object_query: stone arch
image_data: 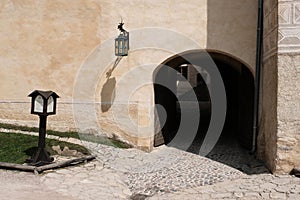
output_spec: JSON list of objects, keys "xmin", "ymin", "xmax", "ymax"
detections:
[{"xmin": 153, "ymin": 49, "xmax": 254, "ymax": 152}]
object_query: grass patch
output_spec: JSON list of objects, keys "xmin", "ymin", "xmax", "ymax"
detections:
[
  {"xmin": 47, "ymin": 130, "xmax": 80, "ymax": 139},
  {"xmin": 0, "ymin": 123, "xmax": 80, "ymax": 139},
  {"xmin": 0, "ymin": 123, "xmax": 132, "ymax": 149},
  {"xmin": 0, "ymin": 132, "xmax": 90, "ymax": 164}
]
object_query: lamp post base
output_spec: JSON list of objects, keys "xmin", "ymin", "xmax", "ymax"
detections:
[{"xmin": 27, "ymin": 147, "xmax": 54, "ymax": 166}]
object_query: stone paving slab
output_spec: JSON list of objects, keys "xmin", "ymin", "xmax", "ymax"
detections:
[
  {"xmin": 40, "ymin": 160, "xmax": 131, "ymax": 200},
  {"xmin": 0, "ymin": 170, "xmax": 76, "ymax": 200}
]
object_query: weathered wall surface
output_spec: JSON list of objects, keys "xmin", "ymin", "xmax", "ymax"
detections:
[
  {"xmin": 258, "ymin": 0, "xmax": 300, "ymax": 174},
  {"xmin": 275, "ymin": 0, "xmax": 300, "ymax": 173},
  {"xmin": 277, "ymin": 55, "xmax": 300, "ymax": 173},
  {"xmin": 257, "ymin": 0, "xmax": 278, "ymax": 173}
]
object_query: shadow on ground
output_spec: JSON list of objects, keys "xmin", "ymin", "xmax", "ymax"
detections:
[{"xmin": 187, "ymin": 134, "xmax": 269, "ymax": 175}]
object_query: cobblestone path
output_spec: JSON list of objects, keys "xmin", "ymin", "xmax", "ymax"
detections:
[
  {"xmin": 1, "ymin": 143, "xmax": 300, "ymax": 199},
  {"xmin": 86, "ymin": 144, "xmax": 245, "ymax": 196},
  {"xmin": 149, "ymin": 174, "xmax": 300, "ymax": 200}
]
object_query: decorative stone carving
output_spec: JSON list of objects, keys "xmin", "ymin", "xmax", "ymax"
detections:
[{"xmin": 279, "ymin": 0, "xmax": 300, "ymax": 52}]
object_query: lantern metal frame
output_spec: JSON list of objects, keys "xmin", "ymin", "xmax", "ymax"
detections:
[
  {"xmin": 29, "ymin": 90, "xmax": 59, "ymax": 116},
  {"xmin": 115, "ymin": 22, "xmax": 129, "ymax": 56}
]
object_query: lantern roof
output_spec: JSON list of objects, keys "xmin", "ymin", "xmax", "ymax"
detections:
[{"xmin": 28, "ymin": 90, "xmax": 59, "ymax": 99}]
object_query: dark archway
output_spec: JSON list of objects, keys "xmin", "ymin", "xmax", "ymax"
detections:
[
  {"xmin": 153, "ymin": 50, "xmax": 266, "ymax": 174},
  {"xmin": 207, "ymin": 52, "xmax": 255, "ymax": 150}
]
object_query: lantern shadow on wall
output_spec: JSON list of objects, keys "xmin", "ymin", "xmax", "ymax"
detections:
[
  {"xmin": 100, "ymin": 21, "xmax": 129, "ymax": 112},
  {"xmin": 101, "ymin": 77, "xmax": 116, "ymax": 112},
  {"xmin": 105, "ymin": 21, "xmax": 129, "ymax": 77}
]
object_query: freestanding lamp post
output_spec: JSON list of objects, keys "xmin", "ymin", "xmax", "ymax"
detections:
[{"xmin": 28, "ymin": 90, "xmax": 59, "ymax": 166}]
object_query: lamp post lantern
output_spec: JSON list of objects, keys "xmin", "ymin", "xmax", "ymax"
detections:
[
  {"xmin": 28, "ymin": 90, "xmax": 59, "ymax": 166},
  {"xmin": 115, "ymin": 21, "xmax": 129, "ymax": 56}
]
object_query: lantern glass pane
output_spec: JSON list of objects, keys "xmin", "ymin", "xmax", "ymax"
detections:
[
  {"xmin": 34, "ymin": 95, "xmax": 44, "ymax": 113},
  {"xmin": 119, "ymin": 41, "xmax": 122, "ymax": 54},
  {"xmin": 47, "ymin": 96, "xmax": 54, "ymax": 113},
  {"xmin": 115, "ymin": 40, "xmax": 118, "ymax": 55},
  {"xmin": 115, "ymin": 33, "xmax": 129, "ymax": 56},
  {"xmin": 124, "ymin": 41, "xmax": 128, "ymax": 53}
]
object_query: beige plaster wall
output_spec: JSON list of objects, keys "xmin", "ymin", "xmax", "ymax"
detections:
[
  {"xmin": 206, "ymin": 0, "xmax": 258, "ymax": 71},
  {"xmin": 94, "ymin": 0, "xmax": 258, "ymax": 149},
  {"xmin": 98, "ymin": 0, "xmax": 207, "ymax": 47},
  {"xmin": 0, "ymin": 0, "xmax": 102, "ymax": 131},
  {"xmin": 0, "ymin": 0, "xmax": 258, "ymax": 150},
  {"xmin": 0, "ymin": 0, "xmax": 102, "ymax": 100},
  {"xmin": 0, "ymin": 0, "xmax": 208, "ymax": 150}
]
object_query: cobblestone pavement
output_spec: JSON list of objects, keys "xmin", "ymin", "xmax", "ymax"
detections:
[
  {"xmin": 205, "ymin": 139, "xmax": 268, "ymax": 175},
  {"xmin": 1, "ymin": 143, "xmax": 300, "ymax": 199},
  {"xmin": 149, "ymin": 174, "xmax": 300, "ymax": 200},
  {"xmin": 86, "ymin": 143, "xmax": 245, "ymax": 196}
]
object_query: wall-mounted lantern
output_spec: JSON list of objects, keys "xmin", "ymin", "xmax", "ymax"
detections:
[
  {"xmin": 27, "ymin": 90, "xmax": 59, "ymax": 166},
  {"xmin": 115, "ymin": 21, "xmax": 129, "ymax": 56}
]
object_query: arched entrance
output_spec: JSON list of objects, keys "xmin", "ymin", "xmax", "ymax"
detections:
[{"xmin": 153, "ymin": 50, "xmax": 263, "ymax": 173}]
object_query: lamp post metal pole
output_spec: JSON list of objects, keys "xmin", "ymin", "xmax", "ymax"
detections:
[
  {"xmin": 38, "ymin": 115, "xmax": 47, "ymax": 149},
  {"xmin": 31, "ymin": 115, "xmax": 53, "ymax": 165}
]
